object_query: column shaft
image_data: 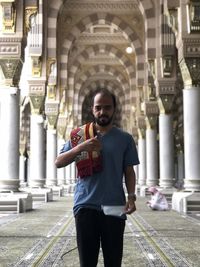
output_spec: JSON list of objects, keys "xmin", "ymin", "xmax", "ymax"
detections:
[
  {"xmin": 46, "ymin": 129, "xmax": 57, "ymax": 186},
  {"xmin": 138, "ymin": 137, "xmax": 146, "ymax": 186},
  {"xmin": 29, "ymin": 114, "xmax": 45, "ymax": 187},
  {"xmin": 183, "ymin": 87, "xmax": 200, "ymax": 190},
  {"xmin": 146, "ymin": 128, "xmax": 158, "ymax": 186},
  {"xmin": 159, "ymin": 114, "xmax": 174, "ymax": 187},
  {"xmin": 0, "ymin": 87, "xmax": 20, "ymax": 191}
]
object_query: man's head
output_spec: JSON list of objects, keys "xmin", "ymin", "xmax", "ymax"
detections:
[{"xmin": 91, "ymin": 89, "xmax": 116, "ymax": 127}]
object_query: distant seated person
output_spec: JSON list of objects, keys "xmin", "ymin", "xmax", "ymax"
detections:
[{"xmin": 146, "ymin": 186, "xmax": 169, "ymax": 211}]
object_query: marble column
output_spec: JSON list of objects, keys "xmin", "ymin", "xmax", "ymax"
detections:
[
  {"xmin": 146, "ymin": 128, "xmax": 158, "ymax": 186},
  {"xmin": 0, "ymin": 87, "xmax": 20, "ymax": 191},
  {"xmin": 138, "ymin": 137, "xmax": 146, "ymax": 186},
  {"xmin": 183, "ymin": 87, "xmax": 200, "ymax": 190},
  {"xmin": 29, "ymin": 114, "xmax": 45, "ymax": 187},
  {"xmin": 46, "ymin": 129, "xmax": 57, "ymax": 186},
  {"xmin": 19, "ymin": 155, "xmax": 26, "ymax": 186},
  {"xmin": 176, "ymin": 152, "xmax": 184, "ymax": 189},
  {"xmin": 57, "ymin": 138, "xmax": 66, "ymax": 185},
  {"xmin": 65, "ymin": 165, "xmax": 71, "ymax": 185},
  {"xmin": 159, "ymin": 113, "xmax": 174, "ymax": 187}
]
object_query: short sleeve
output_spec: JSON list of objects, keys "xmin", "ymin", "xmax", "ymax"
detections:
[
  {"xmin": 123, "ymin": 135, "xmax": 140, "ymax": 168},
  {"xmin": 59, "ymin": 140, "xmax": 72, "ymax": 154}
]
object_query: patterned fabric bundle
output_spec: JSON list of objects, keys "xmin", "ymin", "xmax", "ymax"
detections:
[{"xmin": 70, "ymin": 122, "xmax": 103, "ymax": 178}]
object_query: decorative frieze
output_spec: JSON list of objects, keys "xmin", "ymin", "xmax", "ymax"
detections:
[
  {"xmin": 158, "ymin": 79, "xmax": 176, "ymax": 95},
  {"xmin": 63, "ymin": 1, "xmax": 139, "ymax": 13},
  {"xmin": 144, "ymin": 101, "xmax": 159, "ymax": 116}
]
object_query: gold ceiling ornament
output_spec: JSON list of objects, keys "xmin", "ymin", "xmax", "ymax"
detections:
[
  {"xmin": 47, "ymin": 58, "xmax": 57, "ymax": 85},
  {"xmin": 24, "ymin": 6, "xmax": 38, "ymax": 35},
  {"xmin": 31, "ymin": 56, "xmax": 41, "ymax": 77},
  {"xmin": 47, "ymin": 85, "xmax": 56, "ymax": 100},
  {"xmin": 0, "ymin": 0, "xmax": 16, "ymax": 33},
  {"xmin": 187, "ymin": 0, "xmax": 200, "ymax": 33}
]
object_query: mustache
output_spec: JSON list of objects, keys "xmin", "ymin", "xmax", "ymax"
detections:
[{"xmin": 99, "ymin": 115, "xmax": 109, "ymax": 119}]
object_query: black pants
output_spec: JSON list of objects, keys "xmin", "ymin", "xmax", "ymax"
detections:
[{"xmin": 75, "ymin": 208, "xmax": 125, "ymax": 267}]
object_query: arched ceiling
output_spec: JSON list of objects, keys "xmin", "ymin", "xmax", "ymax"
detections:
[{"xmin": 54, "ymin": 0, "xmax": 148, "ymax": 129}]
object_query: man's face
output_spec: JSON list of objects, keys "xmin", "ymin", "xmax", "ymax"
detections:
[{"xmin": 92, "ymin": 93, "xmax": 115, "ymax": 127}]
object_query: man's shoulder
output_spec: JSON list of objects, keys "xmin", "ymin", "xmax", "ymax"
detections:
[{"xmin": 113, "ymin": 127, "xmax": 132, "ymax": 138}]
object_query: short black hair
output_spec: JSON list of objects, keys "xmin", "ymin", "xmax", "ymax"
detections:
[{"xmin": 91, "ymin": 88, "xmax": 116, "ymax": 109}]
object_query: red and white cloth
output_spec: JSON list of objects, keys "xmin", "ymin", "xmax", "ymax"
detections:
[{"xmin": 70, "ymin": 122, "xmax": 103, "ymax": 178}]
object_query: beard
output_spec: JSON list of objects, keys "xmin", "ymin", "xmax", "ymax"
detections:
[{"xmin": 94, "ymin": 114, "xmax": 114, "ymax": 127}]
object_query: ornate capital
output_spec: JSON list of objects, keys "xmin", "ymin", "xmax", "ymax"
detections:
[
  {"xmin": 45, "ymin": 102, "xmax": 59, "ymax": 129},
  {"xmin": 28, "ymin": 81, "xmax": 45, "ymax": 114},
  {"xmin": 137, "ymin": 116, "xmax": 146, "ymax": 138},
  {"xmin": 144, "ymin": 101, "xmax": 159, "ymax": 129},
  {"xmin": 0, "ymin": 37, "xmax": 24, "ymax": 86},
  {"xmin": 158, "ymin": 95, "xmax": 175, "ymax": 114},
  {"xmin": 179, "ymin": 57, "xmax": 200, "ymax": 87},
  {"xmin": 57, "ymin": 115, "xmax": 67, "ymax": 138},
  {"xmin": 0, "ymin": 58, "xmax": 22, "ymax": 86}
]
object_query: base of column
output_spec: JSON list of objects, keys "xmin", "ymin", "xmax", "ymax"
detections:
[
  {"xmin": 0, "ymin": 179, "xmax": 20, "ymax": 192},
  {"xmin": 184, "ymin": 179, "xmax": 200, "ymax": 191},
  {"xmin": 28, "ymin": 179, "xmax": 45, "ymax": 188},
  {"xmin": 57, "ymin": 179, "xmax": 65, "ymax": 186},
  {"xmin": 146, "ymin": 180, "xmax": 158, "ymax": 187},
  {"xmin": 0, "ymin": 191, "xmax": 32, "ymax": 213},
  {"xmin": 46, "ymin": 179, "xmax": 57, "ymax": 186},
  {"xmin": 159, "ymin": 179, "xmax": 174, "ymax": 188},
  {"xmin": 172, "ymin": 191, "xmax": 200, "ymax": 213}
]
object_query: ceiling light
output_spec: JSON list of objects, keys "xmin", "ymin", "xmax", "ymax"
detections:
[{"xmin": 126, "ymin": 47, "xmax": 133, "ymax": 54}]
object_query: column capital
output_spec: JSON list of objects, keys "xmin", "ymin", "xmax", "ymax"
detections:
[
  {"xmin": 0, "ymin": 37, "xmax": 24, "ymax": 86},
  {"xmin": 137, "ymin": 116, "xmax": 146, "ymax": 138},
  {"xmin": 144, "ymin": 101, "xmax": 159, "ymax": 129},
  {"xmin": 57, "ymin": 115, "xmax": 67, "ymax": 138},
  {"xmin": 45, "ymin": 101, "xmax": 59, "ymax": 129},
  {"xmin": 28, "ymin": 79, "xmax": 46, "ymax": 114}
]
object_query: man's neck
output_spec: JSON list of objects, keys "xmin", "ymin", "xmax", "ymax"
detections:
[{"xmin": 95, "ymin": 123, "xmax": 113, "ymax": 135}]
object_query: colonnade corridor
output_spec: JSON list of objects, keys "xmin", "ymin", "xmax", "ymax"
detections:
[{"xmin": 0, "ymin": 195, "xmax": 199, "ymax": 267}]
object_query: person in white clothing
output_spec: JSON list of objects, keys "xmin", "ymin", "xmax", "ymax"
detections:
[{"xmin": 146, "ymin": 187, "xmax": 169, "ymax": 211}]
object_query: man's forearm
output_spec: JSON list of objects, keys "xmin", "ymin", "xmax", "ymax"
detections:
[{"xmin": 55, "ymin": 146, "xmax": 80, "ymax": 168}]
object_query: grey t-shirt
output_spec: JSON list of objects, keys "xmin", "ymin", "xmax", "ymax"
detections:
[{"xmin": 60, "ymin": 126, "xmax": 139, "ymax": 216}]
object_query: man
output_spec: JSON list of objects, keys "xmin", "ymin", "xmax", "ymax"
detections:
[
  {"xmin": 55, "ymin": 89, "xmax": 139, "ymax": 267},
  {"xmin": 146, "ymin": 186, "xmax": 169, "ymax": 211}
]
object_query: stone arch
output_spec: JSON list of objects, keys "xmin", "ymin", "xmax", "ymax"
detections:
[
  {"xmin": 59, "ymin": 12, "xmax": 144, "ymax": 87},
  {"xmin": 137, "ymin": 0, "xmax": 156, "ymax": 59}
]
